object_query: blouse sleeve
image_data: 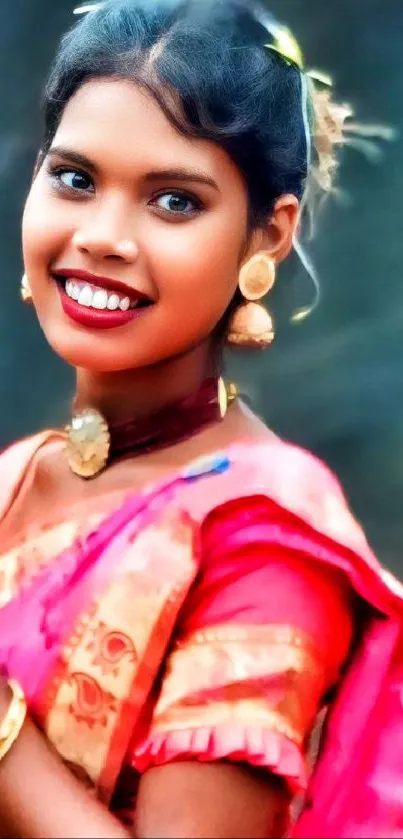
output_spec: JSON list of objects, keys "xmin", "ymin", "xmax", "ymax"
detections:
[{"xmin": 130, "ymin": 495, "xmax": 355, "ymax": 796}]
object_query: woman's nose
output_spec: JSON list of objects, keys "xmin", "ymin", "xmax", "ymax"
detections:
[{"xmin": 72, "ymin": 218, "xmax": 139, "ymax": 263}]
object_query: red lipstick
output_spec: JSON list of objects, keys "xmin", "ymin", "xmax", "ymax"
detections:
[{"xmin": 53, "ymin": 268, "xmax": 151, "ymax": 331}]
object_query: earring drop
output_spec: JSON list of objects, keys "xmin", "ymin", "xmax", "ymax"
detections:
[
  {"xmin": 20, "ymin": 274, "xmax": 33, "ymax": 304},
  {"xmin": 227, "ymin": 254, "xmax": 276, "ymax": 349}
]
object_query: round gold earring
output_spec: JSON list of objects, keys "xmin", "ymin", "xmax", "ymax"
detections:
[
  {"xmin": 238, "ymin": 253, "xmax": 276, "ymax": 301},
  {"xmin": 20, "ymin": 274, "xmax": 33, "ymax": 304},
  {"xmin": 227, "ymin": 254, "xmax": 276, "ymax": 349}
]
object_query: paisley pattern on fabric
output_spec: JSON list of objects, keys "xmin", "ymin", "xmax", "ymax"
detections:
[{"xmin": 38, "ymin": 510, "xmax": 198, "ymax": 801}]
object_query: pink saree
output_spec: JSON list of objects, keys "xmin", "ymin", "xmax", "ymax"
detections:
[{"xmin": 0, "ymin": 431, "xmax": 403, "ymax": 836}]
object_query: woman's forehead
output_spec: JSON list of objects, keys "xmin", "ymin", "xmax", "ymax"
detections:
[{"xmin": 53, "ymin": 78, "xmax": 239, "ymax": 185}]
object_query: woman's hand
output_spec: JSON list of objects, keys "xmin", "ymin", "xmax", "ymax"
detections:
[{"xmin": 0, "ymin": 684, "xmax": 130, "ymax": 838}]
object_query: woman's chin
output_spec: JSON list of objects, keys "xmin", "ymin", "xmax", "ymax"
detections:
[
  {"xmin": 38, "ymin": 307, "xmax": 212, "ymax": 375},
  {"xmin": 39, "ymin": 318, "xmax": 169, "ymax": 374},
  {"xmin": 40, "ymin": 323, "xmax": 131, "ymax": 373}
]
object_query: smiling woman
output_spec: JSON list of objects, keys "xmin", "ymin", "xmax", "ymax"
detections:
[
  {"xmin": 24, "ymin": 78, "xmax": 255, "ymax": 374},
  {"xmin": 1, "ymin": 1, "xmax": 403, "ymax": 839}
]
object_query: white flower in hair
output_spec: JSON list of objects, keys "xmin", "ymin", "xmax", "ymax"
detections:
[{"xmin": 73, "ymin": 3, "xmax": 103, "ymax": 14}]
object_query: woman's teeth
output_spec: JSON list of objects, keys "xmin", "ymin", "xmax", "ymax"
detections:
[{"xmin": 64, "ymin": 280, "xmax": 133, "ymax": 311}]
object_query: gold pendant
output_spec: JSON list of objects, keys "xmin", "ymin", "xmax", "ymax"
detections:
[{"xmin": 65, "ymin": 409, "xmax": 110, "ymax": 479}]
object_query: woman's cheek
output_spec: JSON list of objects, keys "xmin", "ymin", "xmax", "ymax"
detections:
[
  {"xmin": 148, "ymin": 219, "xmax": 240, "ymax": 301},
  {"xmin": 23, "ymin": 208, "xmax": 69, "ymax": 277},
  {"xmin": 24, "ymin": 172, "xmax": 67, "ymax": 241},
  {"xmin": 23, "ymin": 191, "xmax": 51, "ymax": 264}
]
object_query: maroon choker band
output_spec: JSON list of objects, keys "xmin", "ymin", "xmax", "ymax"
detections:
[{"xmin": 65, "ymin": 377, "xmax": 237, "ymax": 479}]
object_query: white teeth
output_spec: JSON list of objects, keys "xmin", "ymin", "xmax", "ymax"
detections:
[
  {"xmin": 107, "ymin": 294, "xmax": 120, "ymax": 311},
  {"xmin": 77, "ymin": 285, "xmax": 93, "ymax": 307},
  {"xmin": 92, "ymin": 289, "xmax": 108, "ymax": 310},
  {"xmin": 64, "ymin": 279, "xmax": 142, "ymax": 313},
  {"xmin": 119, "ymin": 297, "xmax": 130, "ymax": 312},
  {"xmin": 66, "ymin": 280, "xmax": 79, "ymax": 300}
]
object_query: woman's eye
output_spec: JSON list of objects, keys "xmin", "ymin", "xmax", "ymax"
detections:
[
  {"xmin": 152, "ymin": 192, "xmax": 201, "ymax": 216},
  {"xmin": 52, "ymin": 168, "xmax": 95, "ymax": 193}
]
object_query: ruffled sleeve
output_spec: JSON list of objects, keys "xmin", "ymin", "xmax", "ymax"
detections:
[{"xmin": 130, "ymin": 494, "xmax": 354, "ymax": 796}]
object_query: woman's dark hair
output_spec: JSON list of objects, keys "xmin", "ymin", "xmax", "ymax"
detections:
[{"xmin": 42, "ymin": 0, "xmax": 319, "ymax": 228}]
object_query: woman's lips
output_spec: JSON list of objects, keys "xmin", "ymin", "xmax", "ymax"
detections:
[{"xmin": 56, "ymin": 280, "xmax": 150, "ymax": 330}]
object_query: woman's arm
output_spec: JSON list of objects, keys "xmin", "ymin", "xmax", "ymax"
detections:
[
  {"xmin": 0, "ymin": 687, "xmax": 282, "ymax": 839},
  {"xmin": 136, "ymin": 762, "xmax": 284, "ymax": 839},
  {"xmin": 0, "ymin": 689, "xmax": 129, "ymax": 839}
]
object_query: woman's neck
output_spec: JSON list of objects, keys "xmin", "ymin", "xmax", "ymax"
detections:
[{"xmin": 74, "ymin": 343, "xmax": 219, "ymax": 423}]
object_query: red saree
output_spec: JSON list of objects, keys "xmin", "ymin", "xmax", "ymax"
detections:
[{"xmin": 0, "ymin": 431, "xmax": 402, "ymax": 836}]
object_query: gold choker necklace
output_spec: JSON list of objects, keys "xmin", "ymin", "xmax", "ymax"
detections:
[{"xmin": 65, "ymin": 378, "xmax": 237, "ymax": 479}]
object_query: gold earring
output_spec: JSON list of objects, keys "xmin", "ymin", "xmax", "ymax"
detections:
[
  {"xmin": 20, "ymin": 274, "xmax": 32, "ymax": 304},
  {"xmin": 227, "ymin": 254, "xmax": 276, "ymax": 349}
]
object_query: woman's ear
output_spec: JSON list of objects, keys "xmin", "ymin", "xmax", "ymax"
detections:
[{"xmin": 263, "ymin": 194, "xmax": 300, "ymax": 264}]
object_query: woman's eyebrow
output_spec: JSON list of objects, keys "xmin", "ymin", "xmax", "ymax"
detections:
[
  {"xmin": 47, "ymin": 146, "xmax": 98, "ymax": 174},
  {"xmin": 143, "ymin": 168, "xmax": 220, "ymax": 191},
  {"xmin": 47, "ymin": 151, "xmax": 220, "ymax": 192}
]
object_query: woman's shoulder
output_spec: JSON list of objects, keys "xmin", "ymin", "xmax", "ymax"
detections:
[
  {"xmin": 0, "ymin": 430, "xmax": 54, "ymax": 458},
  {"xmin": 0, "ymin": 430, "xmax": 60, "ymax": 519},
  {"xmin": 183, "ymin": 434, "xmax": 370, "ymax": 559},
  {"xmin": 182, "ymin": 435, "xmax": 403, "ymax": 616},
  {"xmin": 230, "ymin": 434, "xmax": 341, "ymax": 492},
  {"xmin": 188, "ymin": 432, "xmax": 346, "ymax": 510},
  {"xmin": 0, "ymin": 430, "xmax": 61, "ymax": 475},
  {"xmin": 239, "ymin": 437, "xmax": 372, "ymax": 547},
  {"xmin": 203, "ymin": 404, "xmax": 347, "ymax": 518}
]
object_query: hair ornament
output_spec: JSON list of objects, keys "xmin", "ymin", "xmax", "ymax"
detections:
[
  {"xmin": 73, "ymin": 3, "xmax": 103, "ymax": 14},
  {"xmin": 265, "ymin": 25, "xmax": 304, "ymax": 72},
  {"xmin": 265, "ymin": 24, "xmax": 332, "ymax": 88}
]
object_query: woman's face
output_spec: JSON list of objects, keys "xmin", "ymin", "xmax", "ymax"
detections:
[{"xmin": 22, "ymin": 79, "xmax": 252, "ymax": 373}]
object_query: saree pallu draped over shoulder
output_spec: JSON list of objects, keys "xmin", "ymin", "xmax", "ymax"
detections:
[{"xmin": 0, "ymin": 432, "xmax": 403, "ymax": 836}]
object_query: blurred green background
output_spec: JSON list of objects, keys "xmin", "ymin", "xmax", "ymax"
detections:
[{"xmin": 0, "ymin": 0, "xmax": 402, "ymax": 569}]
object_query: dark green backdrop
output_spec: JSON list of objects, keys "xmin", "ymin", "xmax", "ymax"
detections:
[{"xmin": 1, "ymin": 1, "xmax": 402, "ymax": 570}]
